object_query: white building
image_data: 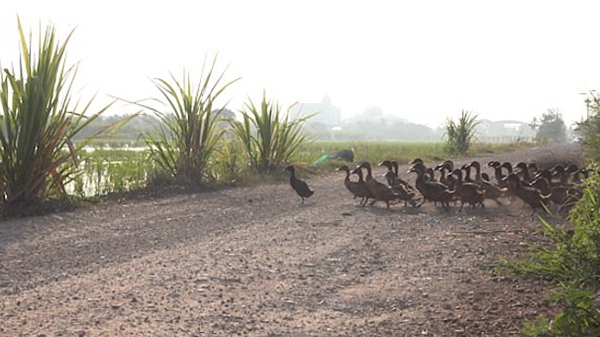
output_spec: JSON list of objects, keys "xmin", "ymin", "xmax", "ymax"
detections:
[{"xmin": 290, "ymin": 96, "xmax": 341, "ymax": 126}]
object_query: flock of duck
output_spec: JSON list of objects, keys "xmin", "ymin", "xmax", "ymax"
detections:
[{"xmin": 284, "ymin": 158, "xmax": 591, "ymax": 216}]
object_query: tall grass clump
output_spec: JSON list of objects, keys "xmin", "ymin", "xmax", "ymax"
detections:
[
  {"xmin": 496, "ymin": 164, "xmax": 600, "ymax": 336},
  {"xmin": 229, "ymin": 92, "xmax": 313, "ymax": 173},
  {"xmin": 0, "ymin": 19, "xmax": 111, "ymax": 214},
  {"xmin": 444, "ymin": 110, "xmax": 479, "ymax": 155},
  {"xmin": 140, "ymin": 56, "xmax": 238, "ymax": 185}
]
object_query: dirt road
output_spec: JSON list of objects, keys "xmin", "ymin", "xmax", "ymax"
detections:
[{"xmin": 0, "ymin": 144, "xmax": 583, "ymax": 336}]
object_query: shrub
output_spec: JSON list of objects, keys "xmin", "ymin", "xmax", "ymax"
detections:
[
  {"xmin": 444, "ymin": 110, "xmax": 479, "ymax": 155},
  {"xmin": 140, "ymin": 56, "xmax": 239, "ymax": 185},
  {"xmin": 229, "ymin": 92, "xmax": 313, "ymax": 173},
  {"xmin": 0, "ymin": 19, "xmax": 112, "ymax": 215}
]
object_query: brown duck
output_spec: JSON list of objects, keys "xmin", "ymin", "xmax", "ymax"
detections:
[
  {"xmin": 503, "ymin": 173, "xmax": 551, "ymax": 216},
  {"xmin": 350, "ymin": 166, "xmax": 374, "ymax": 206},
  {"xmin": 337, "ymin": 165, "xmax": 371, "ymax": 206},
  {"xmin": 357, "ymin": 161, "xmax": 399, "ymax": 209}
]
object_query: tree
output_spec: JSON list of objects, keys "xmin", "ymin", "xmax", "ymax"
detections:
[
  {"xmin": 531, "ymin": 109, "xmax": 567, "ymax": 144},
  {"xmin": 576, "ymin": 93, "xmax": 600, "ymax": 161}
]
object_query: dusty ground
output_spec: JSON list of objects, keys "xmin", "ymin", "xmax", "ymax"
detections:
[{"xmin": 0, "ymin": 144, "xmax": 585, "ymax": 337}]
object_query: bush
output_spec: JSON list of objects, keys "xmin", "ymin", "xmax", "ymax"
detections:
[
  {"xmin": 229, "ymin": 92, "xmax": 313, "ymax": 173},
  {"xmin": 444, "ymin": 110, "xmax": 479, "ymax": 155},
  {"xmin": 0, "ymin": 19, "xmax": 112, "ymax": 215},
  {"xmin": 140, "ymin": 56, "xmax": 239, "ymax": 185}
]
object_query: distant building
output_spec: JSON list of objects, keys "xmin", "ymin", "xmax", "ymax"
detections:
[
  {"xmin": 477, "ymin": 119, "xmax": 536, "ymax": 143},
  {"xmin": 290, "ymin": 96, "xmax": 341, "ymax": 126}
]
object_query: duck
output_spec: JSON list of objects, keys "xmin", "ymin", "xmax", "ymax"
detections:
[
  {"xmin": 409, "ymin": 162, "xmax": 454, "ymax": 211},
  {"xmin": 378, "ymin": 160, "xmax": 407, "ymax": 186},
  {"xmin": 451, "ymin": 168, "xmax": 485, "ymax": 212},
  {"xmin": 461, "ymin": 162, "xmax": 475, "ymax": 183},
  {"xmin": 337, "ymin": 165, "xmax": 371, "ymax": 206},
  {"xmin": 383, "ymin": 170, "xmax": 419, "ymax": 207},
  {"xmin": 283, "ymin": 165, "xmax": 314, "ymax": 204},
  {"xmin": 487, "ymin": 161, "xmax": 508, "ymax": 188},
  {"xmin": 350, "ymin": 166, "xmax": 374, "ymax": 206},
  {"xmin": 565, "ymin": 164, "xmax": 582, "ymax": 184},
  {"xmin": 435, "ymin": 160, "xmax": 457, "ymax": 191},
  {"xmin": 468, "ymin": 161, "xmax": 507, "ymax": 205},
  {"xmin": 357, "ymin": 161, "xmax": 400, "ymax": 209},
  {"xmin": 534, "ymin": 169, "xmax": 583, "ymax": 208},
  {"xmin": 503, "ymin": 173, "xmax": 551, "ymax": 216},
  {"xmin": 514, "ymin": 162, "xmax": 535, "ymax": 184},
  {"xmin": 379, "ymin": 160, "xmax": 421, "ymax": 207},
  {"xmin": 434, "ymin": 160, "xmax": 453, "ymax": 180}
]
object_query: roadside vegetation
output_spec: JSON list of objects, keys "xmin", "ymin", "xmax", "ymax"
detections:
[
  {"xmin": 444, "ymin": 110, "xmax": 480, "ymax": 155},
  {"xmin": 494, "ymin": 94, "xmax": 600, "ymax": 336},
  {"xmin": 0, "ymin": 19, "xmax": 121, "ymax": 216},
  {"xmin": 229, "ymin": 93, "xmax": 313, "ymax": 173},
  {"xmin": 136, "ymin": 57, "xmax": 239, "ymax": 186}
]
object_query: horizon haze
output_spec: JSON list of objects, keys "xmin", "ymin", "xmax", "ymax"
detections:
[{"xmin": 2, "ymin": 1, "xmax": 600, "ymax": 129}]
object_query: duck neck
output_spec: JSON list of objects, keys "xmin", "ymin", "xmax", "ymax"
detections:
[{"xmin": 364, "ymin": 165, "xmax": 373, "ymax": 180}]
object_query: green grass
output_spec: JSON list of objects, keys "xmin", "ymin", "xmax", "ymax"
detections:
[
  {"xmin": 68, "ymin": 140, "xmax": 537, "ymax": 198},
  {"xmin": 72, "ymin": 148, "xmax": 152, "ymax": 197},
  {"xmin": 292, "ymin": 140, "xmax": 537, "ymax": 167}
]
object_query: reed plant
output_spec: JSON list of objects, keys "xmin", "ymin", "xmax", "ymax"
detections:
[
  {"xmin": 0, "ymin": 19, "xmax": 112, "ymax": 213},
  {"xmin": 229, "ymin": 92, "xmax": 313, "ymax": 173},
  {"xmin": 140, "ymin": 56, "xmax": 238, "ymax": 185}
]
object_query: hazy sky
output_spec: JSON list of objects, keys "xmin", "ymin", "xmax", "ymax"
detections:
[{"xmin": 2, "ymin": 0, "xmax": 600, "ymax": 128}]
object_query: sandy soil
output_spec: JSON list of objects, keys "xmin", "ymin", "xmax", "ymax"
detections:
[{"xmin": 0, "ymin": 143, "xmax": 584, "ymax": 337}]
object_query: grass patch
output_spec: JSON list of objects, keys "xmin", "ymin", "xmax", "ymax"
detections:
[{"xmin": 293, "ymin": 140, "xmax": 537, "ymax": 167}]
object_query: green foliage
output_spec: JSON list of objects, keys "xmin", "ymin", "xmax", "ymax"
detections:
[
  {"xmin": 289, "ymin": 140, "xmax": 535, "ymax": 170},
  {"xmin": 75, "ymin": 148, "xmax": 151, "ymax": 196},
  {"xmin": 139, "ymin": 56, "xmax": 238, "ymax": 185},
  {"xmin": 577, "ymin": 93, "xmax": 600, "ymax": 161},
  {"xmin": 0, "ymin": 19, "xmax": 112, "ymax": 214},
  {"xmin": 444, "ymin": 110, "xmax": 479, "ymax": 155},
  {"xmin": 531, "ymin": 109, "xmax": 568, "ymax": 144},
  {"xmin": 212, "ymin": 137, "xmax": 245, "ymax": 184},
  {"xmin": 229, "ymin": 92, "xmax": 313, "ymax": 173},
  {"xmin": 497, "ymin": 164, "xmax": 600, "ymax": 336}
]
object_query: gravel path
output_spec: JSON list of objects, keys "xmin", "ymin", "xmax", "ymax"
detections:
[{"xmin": 0, "ymin": 144, "xmax": 583, "ymax": 336}]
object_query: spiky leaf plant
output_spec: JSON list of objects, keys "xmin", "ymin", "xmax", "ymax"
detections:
[
  {"xmin": 229, "ymin": 92, "xmax": 314, "ymax": 173},
  {"xmin": 0, "ymin": 19, "xmax": 112, "ymax": 214},
  {"xmin": 444, "ymin": 110, "xmax": 480, "ymax": 155},
  {"xmin": 140, "ymin": 57, "xmax": 239, "ymax": 185}
]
